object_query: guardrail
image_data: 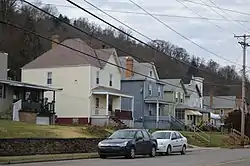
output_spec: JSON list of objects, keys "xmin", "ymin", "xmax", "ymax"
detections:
[{"xmin": 230, "ymin": 128, "xmax": 249, "ymax": 144}]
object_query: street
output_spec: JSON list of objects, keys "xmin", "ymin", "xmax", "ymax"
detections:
[{"xmin": 10, "ymin": 148, "xmax": 250, "ymax": 166}]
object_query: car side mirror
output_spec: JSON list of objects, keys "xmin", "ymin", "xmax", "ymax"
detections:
[{"xmin": 171, "ymin": 137, "xmax": 176, "ymax": 140}]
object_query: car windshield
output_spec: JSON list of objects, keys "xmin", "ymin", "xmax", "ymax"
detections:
[
  {"xmin": 109, "ymin": 130, "xmax": 136, "ymax": 139},
  {"xmin": 152, "ymin": 132, "xmax": 171, "ymax": 139}
]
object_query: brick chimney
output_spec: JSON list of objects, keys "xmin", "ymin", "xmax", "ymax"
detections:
[
  {"xmin": 125, "ymin": 56, "xmax": 134, "ymax": 78},
  {"xmin": 51, "ymin": 35, "xmax": 59, "ymax": 49}
]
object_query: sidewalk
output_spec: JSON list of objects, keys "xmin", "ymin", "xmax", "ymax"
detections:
[{"xmin": 0, "ymin": 153, "xmax": 99, "ymax": 165}]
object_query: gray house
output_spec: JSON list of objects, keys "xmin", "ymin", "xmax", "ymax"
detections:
[{"xmin": 119, "ymin": 56, "xmax": 168, "ymax": 129}]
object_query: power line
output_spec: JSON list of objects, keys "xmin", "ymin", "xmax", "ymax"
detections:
[
  {"xmin": 0, "ymin": 19, "xmax": 239, "ymax": 104},
  {"xmin": 20, "ymin": 0, "xmax": 244, "ymax": 90},
  {"xmin": 125, "ymin": 0, "xmax": 242, "ymax": 67},
  {"xmin": 182, "ymin": 0, "xmax": 250, "ymax": 16},
  {"xmin": 176, "ymin": 0, "xmax": 235, "ymax": 35},
  {"xmin": 39, "ymin": 3, "xmax": 250, "ymax": 23},
  {"xmin": 79, "ymin": 0, "xmax": 242, "ymax": 87},
  {"xmin": 199, "ymin": 0, "xmax": 250, "ymax": 32},
  {"xmin": 21, "ymin": 0, "xmax": 243, "ymax": 86}
]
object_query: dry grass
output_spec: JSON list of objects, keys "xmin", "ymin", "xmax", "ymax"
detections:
[{"xmin": 0, "ymin": 120, "xmax": 113, "ymax": 138}]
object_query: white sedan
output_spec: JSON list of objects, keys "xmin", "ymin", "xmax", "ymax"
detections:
[{"xmin": 152, "ymin": 130, "xmax": 188, "ymax": 155}]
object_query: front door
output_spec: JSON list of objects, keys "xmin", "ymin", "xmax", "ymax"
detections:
[{"xmin": 135, "ymin": 131, "xmax": 144, "ymax": 154}]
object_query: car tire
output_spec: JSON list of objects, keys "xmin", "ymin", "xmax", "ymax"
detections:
[
  {"xmin": 100, "ymin": 155, "xmax": 106, "ymax": 159},
  {"xmin": 149, "ymin": 146, "xmax": 156, "ymax": 157},
  {"xmin": 165, "ymin": 145, "xmax": 171, "ymax": 156},
  {"xmin": 180, "ymin": 145, "xmax": 186, "ymax": 155},
  {"xmin": 126, "ymin": 147, "xmax": 135, "ymax": 159}
]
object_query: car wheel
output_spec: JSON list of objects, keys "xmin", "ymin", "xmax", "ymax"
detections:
[
  {"xmin": 149, "ymin": 146, "xmax": 156, "ymax": 157},
  {"xmin": 126, "ymin": 147, "xmax": 135, "ymax": 159},
  {"xmin": 165, "ymin": 145, "xmax": 171, "ymax": 156},
  {"xmin": 181, "ymin": 145, "xmax": 186, "ymax": 155},
  {"xmin": 100, "ymin": 155, "xmax": 106, "ymax": 159}
]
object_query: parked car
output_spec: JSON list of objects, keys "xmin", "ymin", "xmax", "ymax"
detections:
[
  {"xmin": 97, "ymin": 129, "xmax": 157, "ymax": 159},
  {"xmin": 152, "ymin": 130, "xmax": 187, "ymax": 155}
]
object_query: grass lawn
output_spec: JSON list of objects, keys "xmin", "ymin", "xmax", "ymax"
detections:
[
  {"xmin": 0, "ymin": 120, "xmax": 113, "ymax": 138},
  {"xmin": 0, "ymin": 153, "xmax": 99, "ymax": 164},
  {"xmin": 181, "ymin": 131, "xmax": 230, "ymax": 147}
]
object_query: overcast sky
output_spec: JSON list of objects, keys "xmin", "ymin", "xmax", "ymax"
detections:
[{"xmin": 39, "ymin": 0, "xmax": 250, "ymax": 71}]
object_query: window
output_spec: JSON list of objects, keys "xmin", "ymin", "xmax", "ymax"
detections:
[
  {"xmin": 135, "ymin": 131, "xmax": 144, "ymax": 139},
  {"xmin": 149, "ymin": 104, "xmax": 152, "ymax": 116},
  {"xmin": 176, "ymin": 132, "xmax": 183, "ymax": 139},
  {"xmin": 96, "ymin": 71, "xmax": 99, "ymax": 84},
  {"xmin": 175, "ymin": 92, "xmax": 179, "ymax": 102},
  {"xmin": 47, "ymin": 72, "xmax": 52, "ymax": 85},
  {"xmin": 180, "ymin": 92, "xmax": 183, "ymax": 103},
  {"xmin": 95, "ymin": 98, "xmax": 99, "ymax": 108},
  {"xmin": 109, "ymin": 74, "xmax": 113, "ymax": 86},
  {"xmin": 158, "ymin": 86, "xmax": 161, "ymax": 97},
  {"xmin": 148, "ymin": 84, "xmax": 152, "ymax": 96},
  {"xmin": 142, "ymin": 130, "xmax": 150, "ymax": 139},
  {"xmin": 149, "ymin": 70, "xmax": 153, "ymax": 77},
  {"xmin": 171, "ymin": 132, "xmax": 177, "ymax": 140}
]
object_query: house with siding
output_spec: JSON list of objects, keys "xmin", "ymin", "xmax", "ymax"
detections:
[
  {"xmin": 203, "ymin": 96, "xmax": 237, "ymax": 120},
  {"xmin": 119, "ymin": 56, "xmax": 167, "ymax": 129},
  {"xmin": 0, "ymin": 52, "xmax": 60, "ymax": 125},
  {"xmin": 161, "ymin": 79, "xmax": 187, "ymax": 117},
  {"xmin": 175, "ymin": 76, "xmax": 207, "ymax": 126},
  {"xmin": 21, "ymin": 36, "xmax": 134, "ymax": 126}
]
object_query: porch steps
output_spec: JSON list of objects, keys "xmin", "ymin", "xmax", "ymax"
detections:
[{"xmin": 109, "ymin": 116, "xmax": 128, "ymax": 129}]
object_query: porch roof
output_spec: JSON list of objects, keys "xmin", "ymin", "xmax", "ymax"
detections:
[
  {"xmin": 186, "ymin": 110, "xmax": 202, "ymax": 116},
  {"xmin": 91, "ymin": 86, "xmax": 133, "ymax": 98},
  {"xmin": 144, "ymin": 97, "xmax": 168, "ymax": 104},
  {"xmin": 0, "ymin": 79, "xmax": 62, "ymax": 91}
]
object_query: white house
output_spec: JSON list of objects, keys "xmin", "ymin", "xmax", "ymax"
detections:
[{"xmin": 21, "ymin": 36, "xmax": 134, "ymax": 126}]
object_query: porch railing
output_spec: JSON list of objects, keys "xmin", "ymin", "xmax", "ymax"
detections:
[{"xmin": 22, "ymin": 101, "xmax": 55, "ymax": 114}]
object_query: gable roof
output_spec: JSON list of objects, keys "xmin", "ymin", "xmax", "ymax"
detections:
[
  {"xmin": 161, "ymin": 79, "xmax": 187, "ymax": 94},
  {"xmin": 119, "ymin": 56, "xmax": 160, "ymax": 82},
  {"xmin": 184, "ymin": 83, "xmax": 202, "ymax": 97},
  {"xmin": 22, "ymin": 39, "xmax": 114, "ymax": 69},
  {"xmin": 203, "ymin": 96, "xmax": 236, "ymax": 109}
]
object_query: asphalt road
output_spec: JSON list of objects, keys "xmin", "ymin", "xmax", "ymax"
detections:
[{"xmin": 10, "ymin": 148, "xmax": 250, "ymax": 166}]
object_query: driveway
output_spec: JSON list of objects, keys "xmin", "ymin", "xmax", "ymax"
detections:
[{"xmin": 10, "ymin": 148, "xmax": 250, "ymax": 166}]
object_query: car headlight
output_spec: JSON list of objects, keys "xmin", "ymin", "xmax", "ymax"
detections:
[
  {"xmin": 98, "ymin": 142, "xmax": 104, "ymax": 147},
  {"xmin": 118, "ymin": 141, "xmax": 128, "ymax": 147}
]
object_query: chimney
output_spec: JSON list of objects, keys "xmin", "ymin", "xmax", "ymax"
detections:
[
  {"xmin": 125, "ymin": 56, "xmax": 134, "ymax": 78},
  {"xmin": 0, "ymin": 52, "xmax": 8, "ymax": 80},
  {"xmin": 51, "ymin": 35, "xmax": 59, "ymax": 49}
]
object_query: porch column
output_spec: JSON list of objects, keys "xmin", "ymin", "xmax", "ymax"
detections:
[
  {"xmin": 156, "ymin": 100, "xmax": 159, "ymax": 127},
  {"xmin": 120, "ymin": 96, "xmax": 122, "ymax": 112},
  {"xmin": 131, "ymin": 97, "xmax": 134, "ymax": 117},
  {"xmin": 106, "ymin": 93, "xmax": 109, "ymax": 116}
]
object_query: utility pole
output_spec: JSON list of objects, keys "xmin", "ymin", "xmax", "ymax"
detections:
[{"xmin": 234, "ymin": 34, "xmax": 250, "ymax": 146}]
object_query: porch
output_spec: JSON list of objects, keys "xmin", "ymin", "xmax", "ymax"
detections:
[
  {"xmin": 0, "ymin": 79, "xmax": 62, "ymax": 125},
  {"xmin": 175, "ymin": 104, "xmax": 203, "ymax": 126},
  {"xmin": 90, "ymin": 86, "xmax": 134, "ymax": 127}
]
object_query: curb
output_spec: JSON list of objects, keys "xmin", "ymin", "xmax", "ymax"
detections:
[
  {"xmin": 0, "ymin": 154, "xmax": 99, "ymax": 165},
  {"xmin": 186, "ymin": 148, "xmax": 220, "ymax": 152}
]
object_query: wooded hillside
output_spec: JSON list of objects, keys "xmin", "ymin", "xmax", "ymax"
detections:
[{"xmin": 0, "ymin": 1, "xmax": 249, "ymax": 101}]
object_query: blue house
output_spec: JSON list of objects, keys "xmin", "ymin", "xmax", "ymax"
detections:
[{"xmin": 119, "ymin": 56, "xmax": 168, "ymax": 129}]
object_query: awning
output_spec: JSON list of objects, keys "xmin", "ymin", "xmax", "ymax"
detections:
[
  {"xmin": 210, "ymin": 112, "xmax": 221, "ymax": 120},
  {"xmin": 91, "ymin": 86, "xmax": 133, "ymax": 98},
  {"xmin": 144, "ymin": 97, "xmax": 168, "ymax": 104},
  {"xmin": 186, "ymin": 110, "xmax": 202, "ymax": 116}
]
